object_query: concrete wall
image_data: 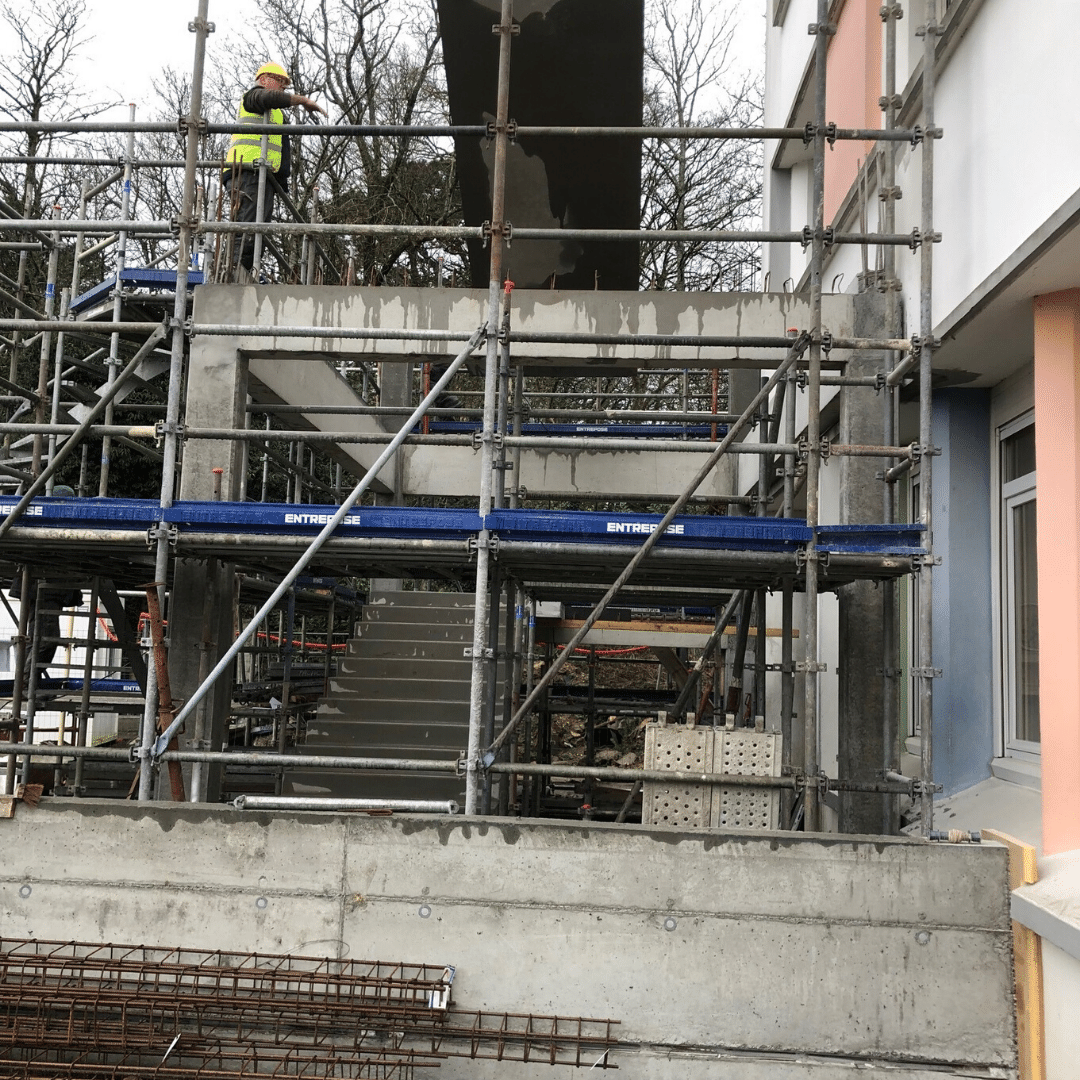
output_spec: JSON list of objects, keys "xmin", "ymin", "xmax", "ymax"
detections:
[{"xmin": 0, "ymin": 801, "xmax": 1017, "ymax": 1079}]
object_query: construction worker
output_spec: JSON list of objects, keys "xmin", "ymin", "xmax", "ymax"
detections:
[{"xmin": 223, "ymin": 62, "xmax": 327, "ymax": 279}]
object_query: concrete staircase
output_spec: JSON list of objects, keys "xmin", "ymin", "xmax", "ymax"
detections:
[{"xmin": 285, "ymin": 590, "xmax": 487, "ymax": 804}]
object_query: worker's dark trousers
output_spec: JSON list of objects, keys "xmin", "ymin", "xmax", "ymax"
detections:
[{"xmin": 224, "ymin": 168, "xmax": 274, "ymax": 272}]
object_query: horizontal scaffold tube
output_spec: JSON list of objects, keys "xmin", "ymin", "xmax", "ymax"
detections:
[
  {"xmin": 233, "ymin": 795, "xmax": 459, "ymax": 813},
  {"xmin": 0, "ymin": 744, "xmax": 919, "ymax": 796},
  {"xmin": 0, "ymin": 744, "xmax": 459, "ymax": 771},
  {"xmin": 0, "ymin": 320, "xmax": 164, "ymax": 335},
  {"xmin": 198, "ymin": 220, "xmax": 924, "ymax": 247},
  {"xmin": 191, "ymin": 323, "xmax": 477, "ymax": 342},
  {"xmin": 0, "ymin": 119, "xmax": 924, "ymax": 142},
  {"xmin": 0, "ymin": 420, "xmax": 911, "ymax": 461},
  {"xmin": 506, "ymin": 330, "xmax": 916, "ymax": 352},
  {"xmin": 0, "ymin": 219, "xmax": 171, "ymax": 233}
]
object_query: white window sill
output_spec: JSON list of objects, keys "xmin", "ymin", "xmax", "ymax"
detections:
[{"xmin": 990, "ymin": 756, "xmax": 1041, "ymax": 790}]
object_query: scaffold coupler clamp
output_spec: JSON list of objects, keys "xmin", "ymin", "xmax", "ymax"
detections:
[
  {"xmin": 188, "ymin": 16, "xmax": 215, "ymax": 33},
  {"xmin": 455, "ymin": 751, "xmax": 469, "ymax": 777},
  {"xmin": 146, "ymin": 520, "xmax": 179, "ymax": 549},
  {"xmin": 467, "ymin": 532, "xmax": 498, "ymax": 557},
  {"xmin": 169, "ymin": 314, "xmax": 194, "ymax": 338},
  {"xmin": 129, "ymin": 743, "xmax": 152, "ymax": 765}
]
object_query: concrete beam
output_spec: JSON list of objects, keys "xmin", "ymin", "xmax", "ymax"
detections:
[{"xmin": 192, "ymin": 285, "xmax": 857, "ymax": 369}]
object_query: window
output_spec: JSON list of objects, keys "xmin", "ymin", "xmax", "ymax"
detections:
[{"xmin": 1000, "ymin": 414, "xmax": 1039, "ymax": 756}]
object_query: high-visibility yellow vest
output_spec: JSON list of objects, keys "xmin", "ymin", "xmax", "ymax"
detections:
[{"xmin": 226, "ymin": 91, "xmax": 284, "ymax": 171}]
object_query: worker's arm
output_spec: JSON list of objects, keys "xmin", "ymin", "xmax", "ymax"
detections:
[{"xmin": 243, "ymin": 87, "xmax": 327, "ymax": 118}]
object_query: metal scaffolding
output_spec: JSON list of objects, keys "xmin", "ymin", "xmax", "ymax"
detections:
[{"xmin": 0, "ymin": 0, "xmax": 941, "ymax": 834}]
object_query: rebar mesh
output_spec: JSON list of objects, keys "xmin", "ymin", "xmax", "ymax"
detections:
[{"xmin": 0, "ymin": 939, "xmax": 620, "ymax": 1075}]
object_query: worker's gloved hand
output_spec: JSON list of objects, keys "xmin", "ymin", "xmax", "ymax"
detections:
[{"xmin": 293, "ymin": 95, "xmax": 327, "ymax": 118}]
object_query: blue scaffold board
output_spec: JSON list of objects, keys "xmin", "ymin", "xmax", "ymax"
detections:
[
  {"xmin": 816, "ymin": 523, "xmax": 925, "ymax": 554},
  {"xmin": 0, "ymin": 496, "xmax": 925, "ymax": 557},
  {"xmin": 0, "ymin": 495, "xmax": 159, "ymax": 527},
  {"xmin": 425, "ymin": 421, "xmax": 728, "ymax": 438},
  {"xmin": 485, "ymin": 509, "xmax": 813, "ymax": 549},
  {"xmin": 165, "ymin": 501, "xmax": 484, "ymax": 538},
  {"xmin": 71, "ymin": 268, "xmax": 205, "ymax": 315}
]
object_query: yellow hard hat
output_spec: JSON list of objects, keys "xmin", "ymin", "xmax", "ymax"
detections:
[{"xmin": 255, "ymin": 62, "xmax": 291, "ymax": 87}]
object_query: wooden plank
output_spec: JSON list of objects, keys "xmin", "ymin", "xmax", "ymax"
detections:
[{"xmin": 982, "ymin": 829, "xmax": 1045, "ymax": 1080}]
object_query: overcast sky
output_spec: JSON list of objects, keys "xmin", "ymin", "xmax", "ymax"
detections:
[{"xmin": 0, "ymin": 0, "xmax": 765, "ymax": 123}]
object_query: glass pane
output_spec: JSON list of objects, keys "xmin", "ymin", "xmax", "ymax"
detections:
[
  {"xmin": 1003, "ymin": 425, "xmax": 1036, "ymax": 482},
  {"xmin": 1012, "ymin": 499, "xmax": 1040, "ymax": 743}
]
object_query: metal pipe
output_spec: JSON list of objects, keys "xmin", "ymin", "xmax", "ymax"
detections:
[
  {"xmin": 487, "ymin": 761, "xmax": 796, "ymax": 789},
  {"xmin": 72, "ymin": 579, "xmax": 99, "ymax": 796},
  {"xmin": 918, "ymin": 0, "xmax": 940, "ymax": 834},
  {"xmin": 196, "ymin": 219, "xmax": 925, "ymax": 247},
  {"xmin": 233, "ymin": 795, "xmax": 459, "ymax": 813},
  {"xmin": 137, "ymin": 0, "xmax": 213, "ymax": 801},
  {"xmin": 670, "ymin": 591, "xmax": 743, "ymax": 717},
  {"xmin": 75, "ymin": 234, "xmax": 118, "ymax": 261},
  {"xmin": 32, "ymin": 213, "xmax": 61, "ymax": 478},
  {"xmin": 0, "ymin": 319, "xmax": 163, "ymax": 334},
  {"xmin": 464, "ymin": 0, "xmax": 514, "ymax": 815},
  {"xmin": 0, "ymin": 119, "xmax": 924, "ymax": 141},
  {"xmin": 0, "ymin": 219, "xmax": 172, "ymax": 233},
  {"xmin": 150, "ymin": 327, "xmax": 485, "ymax": 763},
  {"xmin": 483, "ymin": 335, "xmax": 808, "ymax": 764},
  {"xmin": 99, "ymin": 106, "xmax": 137, "ymax": 497},
  {"xmin": 880, "ymin": 0, "xmax": 902, "ymax": 836},
  {"xmin": 802, "ymin": 0, "xmax": 830, "ymax": 832}
]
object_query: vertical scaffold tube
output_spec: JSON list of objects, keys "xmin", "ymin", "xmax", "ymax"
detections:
[
  {"xmin": 32, "ymin": 213, "xmax": 60, "ymax": 479},
  {"xmin": 138, "ymin": 1, "xmax": 212, "ymax": 801},
  {"xmin": 465, "ymin": 0, "xmax": 515, "ymax": 816},
  {"xmin": 880, "ymin": 1, "xmax": 902, "ymax": 834},
  {"xmin": 98, "ymin": 104, "xmax": 136, "ymax": 496},
  {"xmin": 918, "ymin": 0, "xmax": 939, "ymax": 833},
  {"xmin": 801, "ymin": 0, "xmax": 830, "ymax": 832}
]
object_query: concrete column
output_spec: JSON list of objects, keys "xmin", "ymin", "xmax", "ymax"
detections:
[
  {"xmin": 836, "ymin": 291, "xmax": 894, "ymax": 833},
  {"xmin": 171, "ymin": 333, "xmax": 248, "ymax": 800},
  {"xmin": 1032, "ymin": 290, "xmax": 1080, "ymax": 856}
]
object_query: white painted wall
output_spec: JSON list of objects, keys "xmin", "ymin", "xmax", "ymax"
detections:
[
  {"xmin": 766, "ymin": 0, "xmax": 1080, "ymax": 329},
  {"xmin": 1043, "ymin": 938, "xmax": 1080, "ymax": 1079}
]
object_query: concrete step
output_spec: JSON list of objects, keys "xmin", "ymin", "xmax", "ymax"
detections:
[
  {"xmin": 362, "ymin": 605, "xmax": 477, "ymax": 626},
  {"xmin": 317, "ymin": 698, "xmax": 470, "ymax": 723},
  {"xmin": 340, "ymin": 639, "xmax": 474, "ymax": 663},
  {"xmin": 352, "ymin": 622, "xmax": 476, "ymax": 644},
  {"xmin": 366, "ymin": 590, "xmax": 477, "ymax": 611},
  {"xmin": 319, "ymin": 673, "xmax": 473, "ymax": 699},
  {"xmin": 305, "ymin": 720, "xmax": 468, "ymax": 751},
  {"xmin": 333, "ymin": 657, "xmax": 473, "ymax": 683}
]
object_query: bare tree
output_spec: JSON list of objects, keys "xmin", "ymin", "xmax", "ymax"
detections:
[
  {"xmin": 640, "ymin": 0, "xmax": 762, "ymax": 292},
  {"xmin": 0, "ymin": 0, "xmax": 118, "ymax": 217}
]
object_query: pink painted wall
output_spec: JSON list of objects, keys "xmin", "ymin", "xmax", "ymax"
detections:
[
  {"xmin": 824, "ymin": 0, "xmax": 882, "ymax": 226},
  {"xmin": 1032, "ymin": 290, "xmax": 1080, "ymax": 856}
]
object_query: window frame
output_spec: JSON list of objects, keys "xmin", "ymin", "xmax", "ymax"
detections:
[{"xmin": 999, "ymin": 411, "xmax": 1040, "ymax": 760}]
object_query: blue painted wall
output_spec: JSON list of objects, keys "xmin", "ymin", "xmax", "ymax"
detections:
[{"xmin": 931, "ymin": 389, "xmax": 994, "ymax": 796}]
